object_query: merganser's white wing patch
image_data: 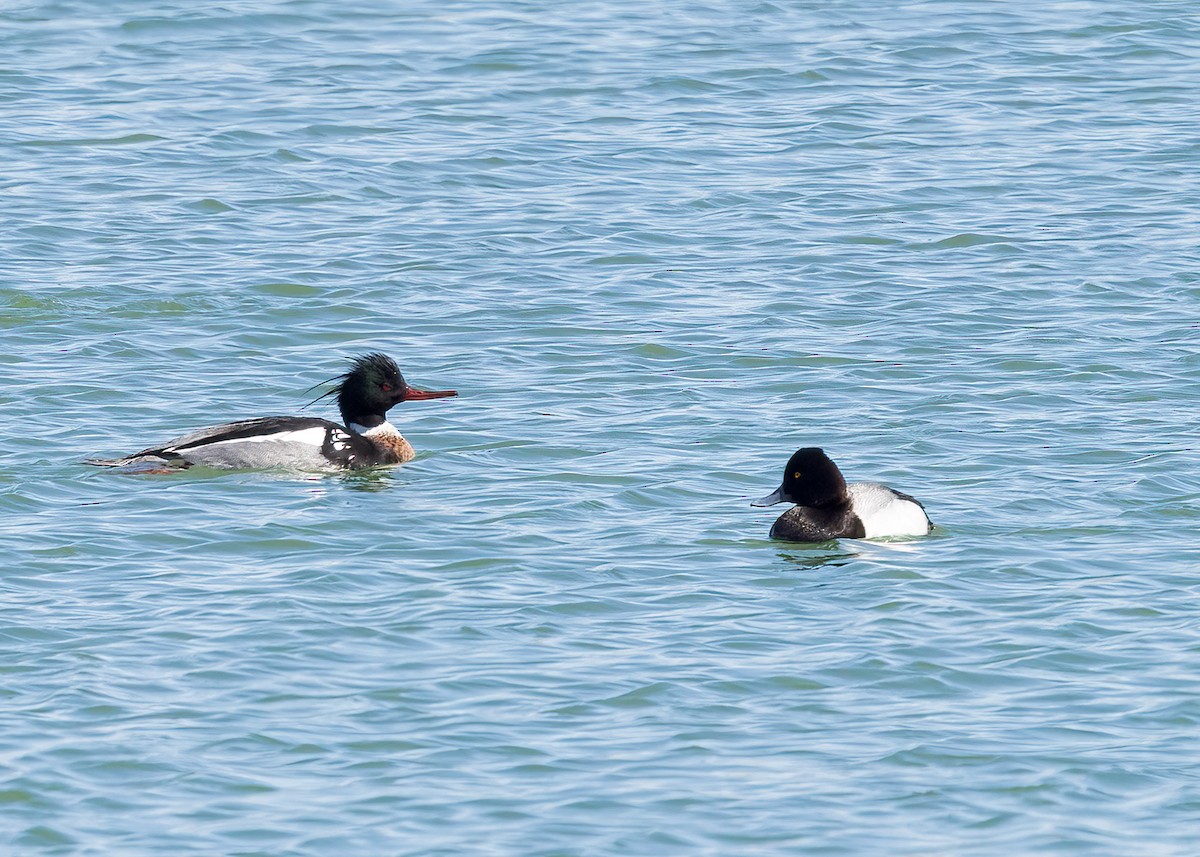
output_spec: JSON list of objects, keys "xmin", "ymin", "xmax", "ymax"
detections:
[
  {"xmin": 194, "ymin": 426, "xmax": 328, "ymax": 449},
  {"xmin": 847, "ymin": 482, "xmax": 931, "ymax": 538},
  {"xmin": 148, "ymin": 416, "xmax": 332, "ymax": 452},
  {"xmin": 327, "ymin": 429, "xmax": 353, "ymax": 451}
]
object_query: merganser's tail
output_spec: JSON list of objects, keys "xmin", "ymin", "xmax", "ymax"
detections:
[{"xmin": 84, "ymin": 454, "xmax": 188, "ymax": 470}]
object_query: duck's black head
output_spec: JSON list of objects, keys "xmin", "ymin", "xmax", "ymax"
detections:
[
  {"xmin": 326, "ymin": 353, "xmax": 457, "ymax": 428},
  {"xmin": 751, "ymin": 447, "xmax": 849, "ymax": 508}
]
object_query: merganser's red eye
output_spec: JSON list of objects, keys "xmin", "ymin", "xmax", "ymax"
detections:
[{"xmin": 380, "ymin": 382, "xmax": 393, "ymax": 392}]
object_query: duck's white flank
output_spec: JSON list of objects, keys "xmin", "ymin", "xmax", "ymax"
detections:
[{"xmin": 847, "ymin": 483, "xmax": 930, "ymax": 538}]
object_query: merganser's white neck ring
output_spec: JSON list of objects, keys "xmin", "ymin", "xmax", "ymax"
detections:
[{"xmin": 87, "ymin": 352, "xmax": 457, "ymax": 472}]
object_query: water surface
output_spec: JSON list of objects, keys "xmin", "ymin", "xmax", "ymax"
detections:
[{"xmin": 3, "ymin": 1, "xmax": 1200, "ymax": 854}]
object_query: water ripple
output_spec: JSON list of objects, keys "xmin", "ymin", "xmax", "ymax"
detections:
[{"xmin": 3, "ymin": 0, "xmax": 1200, "ymax": 854}]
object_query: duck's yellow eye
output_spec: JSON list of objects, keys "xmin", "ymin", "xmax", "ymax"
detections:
[{"xmin": 793, "ymin": 471, "xmax": 800, "ymax": 479}]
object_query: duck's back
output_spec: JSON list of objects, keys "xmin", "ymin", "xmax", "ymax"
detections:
[{"xmin": 847, "ymin": 482, "xmax": 931, "ymax": 538}]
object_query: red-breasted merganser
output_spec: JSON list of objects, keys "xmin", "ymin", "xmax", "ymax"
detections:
[
  {"xmin": 751, "ymin": 447, "xmax": 932, "ymax": 541},
  {"xmin": 87, "ymin": 353, "xmax": 456, "ymax": 471}
]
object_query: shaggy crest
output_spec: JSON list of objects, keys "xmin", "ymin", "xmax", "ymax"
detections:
[{"xmin": 304, "ymin": 352, "xmax": 404, "ymax": 411}]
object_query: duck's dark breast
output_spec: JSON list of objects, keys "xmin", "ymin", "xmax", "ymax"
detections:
[{"xmin": 769, "ymin": 506, "xmax": 866, "ymax": 542}]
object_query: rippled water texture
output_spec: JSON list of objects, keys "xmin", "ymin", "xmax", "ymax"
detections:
[{"xmin": 4, "ymin": 1, "xmax": 1200, "ymax": 854}]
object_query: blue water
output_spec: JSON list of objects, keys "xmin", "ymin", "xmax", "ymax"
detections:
[{"xmin": 4, "ymin": 1, "xmax": 1200, "ymax": 853}]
